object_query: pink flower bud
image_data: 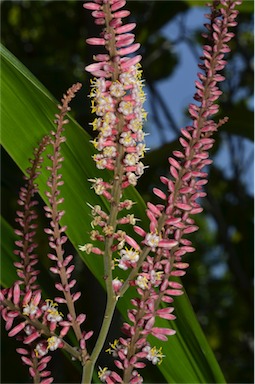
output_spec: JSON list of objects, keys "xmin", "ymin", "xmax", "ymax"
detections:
[
  {"xmin": 125, "ymin": 235, "xmax": 140, "ymax": 250},
  {"xmin": 8, "ymin": 321, "xmax": 26, "ymax": 337}
]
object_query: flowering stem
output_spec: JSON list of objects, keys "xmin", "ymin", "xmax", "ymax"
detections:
[
  {"xmin": 49, "ymin": 87, "xmax": 83, "ymax": 344},
  {"xmin": 81, "ymin": 295, "xmax": 116, "ymax": 383},
  {"xmin": 82, "ymin": 2, "xmax": 135, "ymax": 380}
]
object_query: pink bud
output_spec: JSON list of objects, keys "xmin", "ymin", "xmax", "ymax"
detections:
[
  {"xmin": 33, "ymin": 292, "xmax": 41, "ymax": 306},
  {"xmin": 13, "ymin": 284, "xmax": 21, "ymax": 305},
  {"xmin": 165, "ymin": 289, "xmax": 183, "ymax": 296},
  {"xmin": 117, "ymin": 43, "xmax": 140, "ymax": 56},
  {"xmin": 111, "ymin": 0, "xmax": 126, "ymax": 12},
  {"xmin": 112, "ymin": 10, "xmax": 130, "ymax": 18},
  {"xmin": 8, "ymin": 321, "xmax": 26, "ymax": 337},
  {"xmin": 114, "ymin": 360, "xmax": 124, "ymax": 370},
  {"xmin": 125, "ymin": 235, "xmax": 140, "ymax": 250},
  {"xmin": 120, "ymin": 55, "xmax": 142, "ymax": 68},
  {"xmin": 133, "ymin": 226, "xmax": 146, "ymax": 237},
  {"xmin": 76, "ymin": 314, "xmax": 86, "ymax": 325},
  {"xmin": 23, "ymin": 331, "xmax": 40, "ymax": 344},
  {"xmin": 83, "ymin": 2, "xmax": 101, "ymax": 10},
  {"xmin": 158, "ymin": 239, "xmax": 178, "ymax": 248},
  {"xmin": 40, "ymin": 378, "xmax": 54, "ymax": 384},
  {"xmin": 175, "ymin": 202, "xmax": 192, "ymax": 211},
  {"xmin": 21, "ymin": 356, "xmax": 33, "ymax": 366},
  {"xmin": 86, "ymin": 37, "xmax": 106, "ymax": 45},
  {"xmin": 116, "ymin": 23, "xmax": 136, "ymax": 34},
  {"xmin": 72, "ymin": 292, "xmax": 81, "ymax": 302},
  {"xmin": 16, "ymin": 348, "xmax": 29, "ymax": 355}
]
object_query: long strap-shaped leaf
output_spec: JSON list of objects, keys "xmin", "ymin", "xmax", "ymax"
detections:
[{"xmin": 0, "ymin": 44, "xmax": 225, "ymax": 383}]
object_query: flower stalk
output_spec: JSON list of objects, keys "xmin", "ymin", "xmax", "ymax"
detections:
[{"xmin": 0, "ymin": 0, "xmax": 242, "ymax": 383}]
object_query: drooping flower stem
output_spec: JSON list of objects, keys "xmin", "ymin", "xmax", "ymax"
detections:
[
  {"xmin": 14, "ymin": 135, "xmax": 49, "ymax": 292},
  {"xmin": 44, "ymin": 83, "xmax": 92, "ymax": 366}
]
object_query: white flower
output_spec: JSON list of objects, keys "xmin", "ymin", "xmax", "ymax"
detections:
[
  {"xmin": 145, "ymin": 233, "xmax": 160, "ymax": 249},
  {"xmin": 118, "ymin": 101, "xmax": 134, "ymax": 116},
  {"xmin": 89, "ymin": 178, "xmax": 106, "ymax": 195},
  {"xmin": 110, "ymin": 81, "xmax": 125, "ymax": 97},
  {"xmin": 136, "ymin": 275, "xmax": 149, "ymax": 290},
  {"xmin": 35, "ymin": 342, "xmax": 48, "ymax": 357},
  {"xmin": 23, "ymin": 303, "xmax": 39, "ymax": 317},
  {"xmin": 117, "ymin": 247, "xmax": 140, "ymax": 270},
  {"xmin": 124, "ymin": 153, "xmax": 139, "ymax": 166},
  {"xmin": 119, "ymin": 131, "xmax": 136, "ymax": 147},
  {"xmin": 143, "ymin": 345, "xmax": 165, "ymax": 365},
  {"xmin": 127, "ymin": 172, "xmax": 138, "ymax": 186},
  {"xmin": 41, "ymin": 299, "xmax": 63, "ymax": 323},
  {"xmin": 98, "ymin": 367, "xmax": 111, "ymax": 382},
  {"xmin": 47, "ymin": 336, "xmax": 62, "ymax": 351},
  {"xmin": 79, "ymin": 243, "xmax": 93, "ymax": 254},
  {"xmin": 136, "ymin": 161, "xmax": 145, "ymax": 176},
  {"xmin": 103, "ymin": 146, "xmax": 116, "ymax": 158}
]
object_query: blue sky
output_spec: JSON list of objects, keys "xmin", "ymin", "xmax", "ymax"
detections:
[{"xmin": 144, "ymin": 6, "xmax": 254, "ymax": 195}]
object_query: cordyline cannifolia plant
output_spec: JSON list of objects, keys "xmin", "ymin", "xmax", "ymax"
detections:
[{"xmin": 0, "ymin": 0, "xmax": 242, "ymax": 383}]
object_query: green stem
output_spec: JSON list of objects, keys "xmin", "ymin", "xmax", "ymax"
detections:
[{"xmin": 81, "ymin": 293, "xmax": 116, "ymax": 383}]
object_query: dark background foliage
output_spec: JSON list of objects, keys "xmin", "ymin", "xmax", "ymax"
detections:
[{"xmin": 1, "ymin": 1, "xmax": 253, "ymax": 383}]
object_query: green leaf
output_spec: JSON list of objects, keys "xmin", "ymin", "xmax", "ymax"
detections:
[
  {"xmin": 0, "ymin": 43, "xmax": 225, "ymax": 383},
  {"xmin": 0, "ymin": 216, "xmax": 18, "ymax": 287}
]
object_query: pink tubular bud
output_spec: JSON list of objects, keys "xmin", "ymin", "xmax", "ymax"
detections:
[
  {"xmin": 175, "ymin": 202, "xmax": 192, "ymax": 211},
  {"xmin": 115, "ymin": 360, "xmax": 124, "ymax": 370},
  {"xmin": 23, "ymin": 331, "xmax": 40, "ymax": 344},
  {"xmin": 33, "ymin": 291, "xmax": 41, "ymax": 306},
  {"xmin": 92, "ymin": 247, "xmax": 104, "ymax": 255},
  {"xmin": 117, "ymin": 43, "xmax": 140, "ymax": 56},
  {"xmin": 83, "ymin": 2, "xmax": 101, "ymax": 10},
  {"xmin": 112, "ymin": 10, "xmax": 130, "ymax": 18},
  {"xmin": 84, "ymin": 330, "xmax": 93, "ymax": 340},
  {"xmin": 171, "ymin": 270, "xmax": 186, "ymax": 277},
  {"xmin": 91, "ymin": 10, "xmax": 105, "ymax": 18},
  {"xmin": 158, "ymin": 239, "xmax": 178, "ymax": 248},
  {"xmin": 86, "ymin": 37, "xmax": 106, "ymax": 45},
  {"xmin": 151, "ymin": 327, "xmax": 176, "ymax": 341},
  {"xmin": 21, "ymin": 356, "xmax": 33, "ymax": 366},
  {"xmin": 125, "ymin": 235, "xmax": 140, "ymax": 250},
  {"xmin": 85, "ymin": 62, "xmax": 105, "ymax": 72},
  {"xmin": 116, "ymin": 23, "xmax": 136, "ymax": 34},
  {"xmin": 111, "ymin": 371, "xmax": 122, "ymax": 382},
  {"xmin": 60, "ymin": 326, "xmax": 69, "ymax": 337},
  {"xmin": 111, "ymin": 0, "xmax": 126, "ymax": 11},
  {"xmin": 153, "ymin": 188, "xmax": 167, "ymax": 200},
  {"xmin": 133, "ymin": 226, "xmax": 146, "ymax": 237},
  {"xmin": 147, "ymin": 202, "xmax": 162, "ymax": 216},
  {"xmin": 8, "ymin": 321, "xmax": 26, "ymax": 337},
  {"xmin": 72, "ymin": 292, "xmax": 81, "ymax": 302},
  {"xmin": 40, "ymin": 379, "xmax": 54, "ymax": 384},
  {"xmin": 16, "ymin": 348, "xmax": 29, "ymax": 355},
  {"xmin": 76, "ymin": 314, "xmax": 86, "ymax": 325},
  {"xmin": 120, "ymin": 55, "xmax": 142, "ymax": 69},
  {"xmin": 13, "ymin": 284, "xmax": 21, "ymax": 305}
]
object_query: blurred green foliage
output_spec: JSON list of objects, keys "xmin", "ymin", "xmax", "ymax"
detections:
[{"xmin": 1, "ymin": 0, "xmax": 253, "ymax": 383}]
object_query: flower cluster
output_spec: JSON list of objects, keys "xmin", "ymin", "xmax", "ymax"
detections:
[
  {"xmin": 1, "ymin": 0, "xmax": 242, "ymax": 383},
  {"xmin": 0, "ymin": 84, "xmax": 92, "ymax": 382},
  {"xmin": 44, "ymin": 83, "xmax": 91, "ymax": 350},
  {"xmin": 81, "ymin": 0, "xmax": 149, "ymax": 261},
  {"xmin": 91, "ymin": 0, "xmax": 241, "ymax": 381},
  {"xmin": 13, "ymin": 135, "xmax": 49, "ymax": 292}
]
